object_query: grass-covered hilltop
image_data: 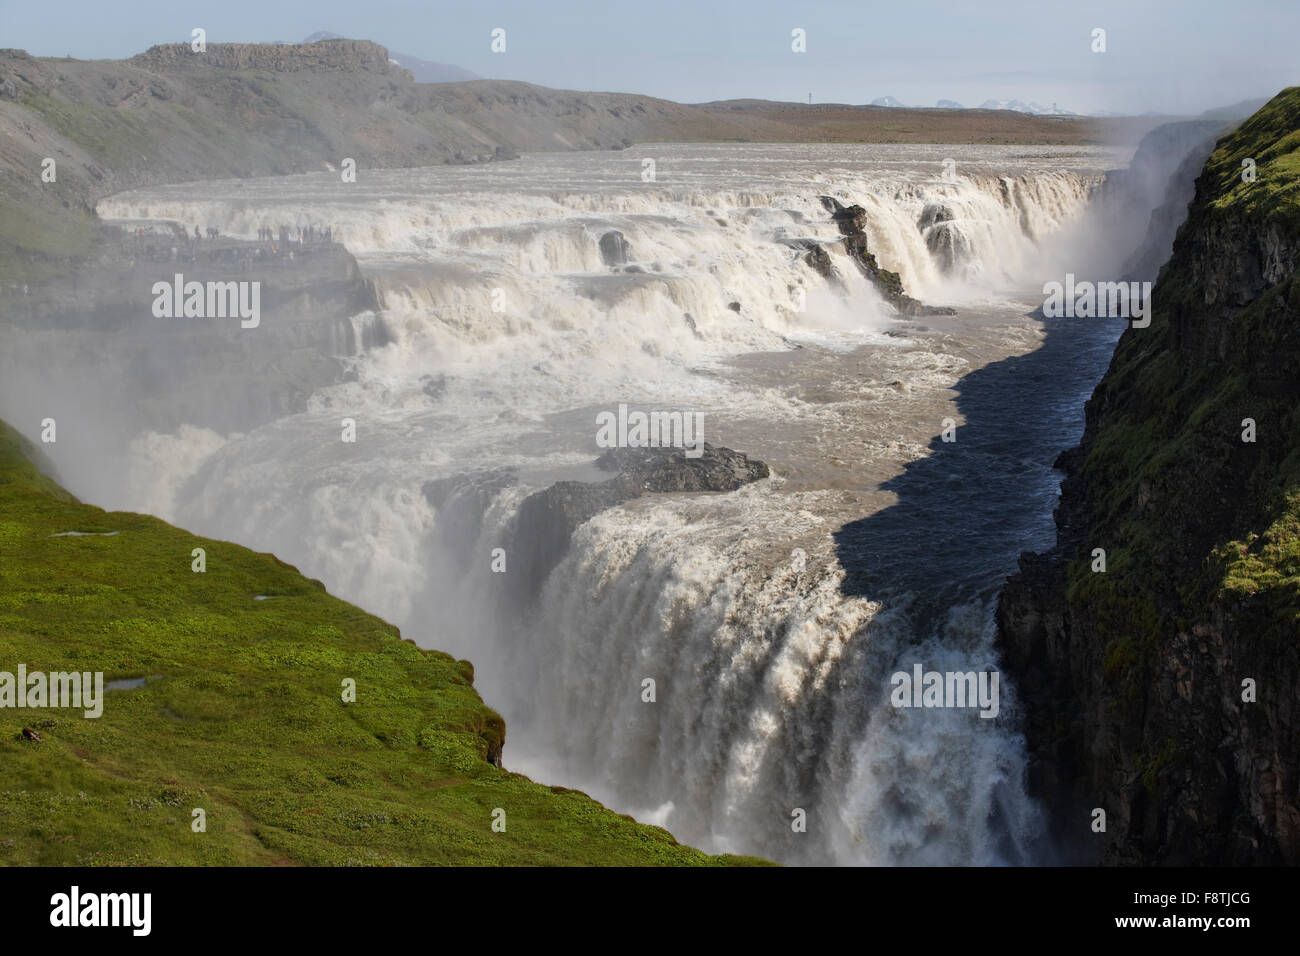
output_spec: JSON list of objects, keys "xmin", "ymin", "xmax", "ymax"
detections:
[
  {"xmin": 0, "ymin": 421, "xmax": 764, "ymax": 865},
  {"xmin": 999, "ymin": 88, "xmax": 1300, "ymax": 865}
]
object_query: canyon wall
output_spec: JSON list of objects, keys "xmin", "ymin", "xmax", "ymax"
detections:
[{"xmin": 999, "ymin": 88, "xmax": 1300, "ymax": 865}]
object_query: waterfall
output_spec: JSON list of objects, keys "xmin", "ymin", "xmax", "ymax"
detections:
[{"xmin": 76, "ymin": 143, "xmax": 1129, "ymax": 864}]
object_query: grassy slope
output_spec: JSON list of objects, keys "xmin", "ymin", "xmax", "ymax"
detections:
[{"xmin": 0, "ymin": 421, "xmax": 765, "ymax": 865}]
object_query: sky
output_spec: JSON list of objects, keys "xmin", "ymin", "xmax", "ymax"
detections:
[{"xmin": 1, "ymin": 0, "xmax": 1295, "ymax": 115}]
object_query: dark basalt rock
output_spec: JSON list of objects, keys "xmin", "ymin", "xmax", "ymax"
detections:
[
  {"xmin": 819, "ymin": 195, "xmax": 956, "ymax": 316},
  {"xmin": 596, "ymin": 443, "xmax": 770, "ymax": 493},
  {"xmin": 918, "ymin": 201, "xmax": 956, "ymax": 231},
  {"xmin": 422, "ymin": 469, "xmax": 518, "ymax": 550},
  {"xmin": 919, "ymin": 202, "xmax": 972, "ymax": 274},
  {"xmin": 925, "ymin": 224, "xmax": 973, "ymax": 274},
  {"xmin": 508, "ymin": 444, "xmax": 769, "ymax": 603},
  {"xmin": 781, "ymin": 237, "xmax": 837, "ymax": 281},
  {"xmin": 803, "ymin": 243, "xmax": 835, "ymax": 280},
  {"xmin": 598, "ymin": 230, "xmax": 632, "ymax": 267}
]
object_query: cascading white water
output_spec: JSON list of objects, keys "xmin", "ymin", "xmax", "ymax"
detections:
[{"xmin": 87, "ymin": 142, "xmax": 1131, "ymax": 864}]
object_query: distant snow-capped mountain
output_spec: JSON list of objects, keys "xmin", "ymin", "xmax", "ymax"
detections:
[
  {"xmin": 978, "ymin": 98, "xmax": 1076, "ymax": 116},
  {"xmin": 858, "ymin": 95, "xmax": 1124, "ymax": 116},
  {"xmin": 869, "ymin": 96, "xmax": 1080, "ymax": 114}
]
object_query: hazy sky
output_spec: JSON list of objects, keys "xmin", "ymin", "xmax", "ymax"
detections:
[{"xmin": 2, "ymin": 0, "xmax": 1295, "ymax": 115}]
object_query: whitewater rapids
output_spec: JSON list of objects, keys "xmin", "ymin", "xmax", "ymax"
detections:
[{"xmin": 86, "ymin": 142, "xmax": 1134, "ymax": 864}]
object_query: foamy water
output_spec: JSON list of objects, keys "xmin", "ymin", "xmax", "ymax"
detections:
[{"xmin": 90, "ymin": 143, "xmax": 1133, "ymax": 864}]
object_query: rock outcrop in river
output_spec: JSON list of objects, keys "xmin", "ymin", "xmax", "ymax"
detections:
[
  {"xmin": 817, "ymin": 196, "xmax": 956, "ymax": 315},
  {"xmin": 513, "ymin": 444, "xmax": 769, "ymax": 602},
  {"xmin": 424, "ymin": 445, "xmax": 770, "ymax": 606}
]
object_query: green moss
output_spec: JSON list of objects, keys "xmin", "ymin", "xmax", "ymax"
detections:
[
  {"xmin": 0, "ymin": 419, "xmax": 767, "ymax": 866},
  {"xmin": 1102, "ymin": 637, "xmax": 1137, "ymax": 677},
  {"xmin": 1138, "ymin": 740, "xmax": 1181, "ymax": 793},
  {"xmin": 1215, "ymin": 489, "xmax": 1300, "ymax": 613}
]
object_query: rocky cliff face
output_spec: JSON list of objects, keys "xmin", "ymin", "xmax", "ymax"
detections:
[
  {"xmin": 129, "ymin": 39, "xmax": 399, "ymax": 74},
  {"xmin": 1111, "ymin": 120, "xmax": 1228, "ymax": 281},
  {"xmin": 998, "ymin": 89, "xmax": 1300, "ymax": 865},
  {"xmin": 0, "ymin": 234, "xmax": 379, "ymax": 434}
]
